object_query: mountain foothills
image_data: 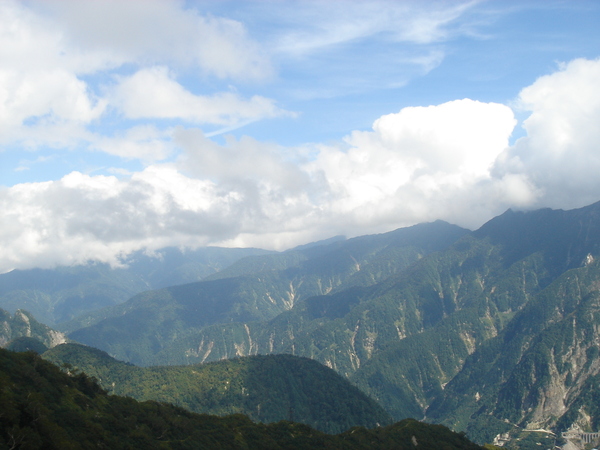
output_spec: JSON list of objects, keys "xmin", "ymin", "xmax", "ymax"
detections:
[
  {"xmin": 0, "ymin": 348, "xmax": 487, "ymax": 449},
  {"xmin": 42, "ymin": 343, "xmax": 391, "ymax": 434},
  {"xmin": 4, "ymin": 202, "xmax": 600, "ymax": 446}
]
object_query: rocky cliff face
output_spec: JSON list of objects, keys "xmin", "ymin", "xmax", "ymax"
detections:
[
  {"xmin": 427, "ymin": 259, "xmax": 600, "ymax": 443},
  {"xmin": 0, "ymin": 308, "xmax": 67, "ymax": 349}
]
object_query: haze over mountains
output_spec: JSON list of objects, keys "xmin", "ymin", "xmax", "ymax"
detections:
[
  {"xmin": 4, "ymin": 201, "xmax": 600, "ymax": 447},
  {"xmin": 0, "ymin": 247, "xmax": 272, "ymax": 326}
]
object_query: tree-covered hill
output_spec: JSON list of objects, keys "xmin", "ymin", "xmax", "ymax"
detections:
[
  {"xmin": 42, "ymin": 343, "xmax": 391, "ymax": 434},
  {"xmin": 0, "ymin": 348, "xmax": 484, "ymax": 449},
  {"xmin": 66, "ymin": 221, "xmax": 467, "ymax": 365}
]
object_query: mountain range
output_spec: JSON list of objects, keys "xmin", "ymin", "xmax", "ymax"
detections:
[
  {"xmin": 64, "ymin": 220, "xmax": 468, "ymax": 365},
  {"xmin": 4, "ymin": 201, "xmax": 600, "ymax": 447},
  {"xmin": 0, "ymin": 246, "xmax": 272, "ymax": 325}
]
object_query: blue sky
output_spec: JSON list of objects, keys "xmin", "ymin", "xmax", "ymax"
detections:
[{"xmin": 1, "ymin": 0, "xmax": 600, "ymax": 271}]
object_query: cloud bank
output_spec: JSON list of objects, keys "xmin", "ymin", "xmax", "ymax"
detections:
[
  {"xmin": 2, "ymin": 57, "xmax": 600, "ymax": 272},
  {"xmin": 1, "ymin": 0, "xmax": 599, "ymax": 272}
]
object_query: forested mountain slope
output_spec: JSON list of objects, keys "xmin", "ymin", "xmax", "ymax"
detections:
[
  {"xmin": 426, "ymin": 257, "xmax": 600, "ymax": 443},
  {"xmin": 67, "ymin": 221, "xmax": 467, "ymax": 365},
  {"xmin": 0, "ymin": 348, "xmax": 485, "ymax": 450},
  {"xmin": 11, "ymin": 201, "xmax": 600, "ymax": 446},
  {"xmin": 42, "ymin": 343, "xmax": 391, "ymax": 434},
  {"xmin": 154, "ymin": 228, "xmax": 538, "ymax": 416}
]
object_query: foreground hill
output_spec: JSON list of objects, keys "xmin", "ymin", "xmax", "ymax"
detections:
[
  {"xmin": 66, "ymin": 221, "xmax": 467, "ymax": 365},
  {"xmin": 42, "ymin": 343, "xmax": 391, "ymax": 434},
  {"xmin": 0, "ymin": 348, "xmax": 484, "ymax": 449},
  {"xmin": 0, "ymin": 246, "xmax": 272, "ymax": 326}
]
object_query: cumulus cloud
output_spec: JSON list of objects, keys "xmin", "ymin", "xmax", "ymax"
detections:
[
  {"xmin": 5, "ymin": 56, "xmax": 600, "ymax": 271},
  {"xmin": 0, "ymin": 69, "xmax": 105, "ymax": 129},
  {"xmin": 493, "ymin": 57, "xmax": 600, "ymax": 209},
  {"xmin": 308, "ymin": 99, "xmax": 517, "ymax": 229},
  {"xmin": 0, "ymin": 0, "xmax": 275, "ymax": 153},
  {"xmin": 0, "ymin": 1, "xmax": 106, "ymax": 142},
  {"xmin": 0, "ymin": 168, "xmax": 240, "ymax": 272}
]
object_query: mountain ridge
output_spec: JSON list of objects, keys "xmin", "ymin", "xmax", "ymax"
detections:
[
  {"xmin": 0, "ymin": 246, "xmax": 273, "ymax": 326},
  {"xmin": 67, "ymin": 220, "xmax": 468, "ymax": 366}
]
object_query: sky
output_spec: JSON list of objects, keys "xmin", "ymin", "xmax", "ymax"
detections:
[{"xmin": 1, "ymin": 0, "xmax": 600, "ymax": 272}]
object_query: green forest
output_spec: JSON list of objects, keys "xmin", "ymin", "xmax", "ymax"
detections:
[
  {"xmin": 42, "ymin": 343, "xmax": 391, "ymax": 434},
  {"xmin": 0, "ymin": 348, "xmax": 484, "ymax": 449}
]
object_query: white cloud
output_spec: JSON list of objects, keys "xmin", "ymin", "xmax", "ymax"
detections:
[
  {"xmin": 261, "ymin": 0, "xmax": 480, "ymax": 98},
  {"xmin": 174, "ymin": 128, "xmax": 311, "ymax": 192},
  {"xmin": 30, "ymin": 0, "xmax": 272, "ymax": 79},
  {"xmin": 90, "ymin": 125, "xmax": 175, "ymax": 161},
  {"xmin": 0, "ymin": 98, "xmax": 518, "ymax": 272},
  {"xmin": 112, "ymin": 67, "xmax": 290, "ymax": 126},
  {"xmin": 0, "ymin": 0, "xmax": 273, "ymax": 153},
  {"xmin": 310, "ymin": 99, "xmax": 517, "ymax": 229},
  {"xmin": 0, "ymin": 69, "xmax": 105, "ymax": 129},
  {"xmin": 0, "ymin": 0, "xmax": 487, "ymax": 160},
  {"xmin": 0, "ymin": 167, "xmax": 240, "ymax": 272},
  {"xmin": 493, "ymin": 57, "xmax": 600, "ymax": 209},
  {"xmin": 271, "ymin": 0, "xmax": 479, "ymax": 56}
]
